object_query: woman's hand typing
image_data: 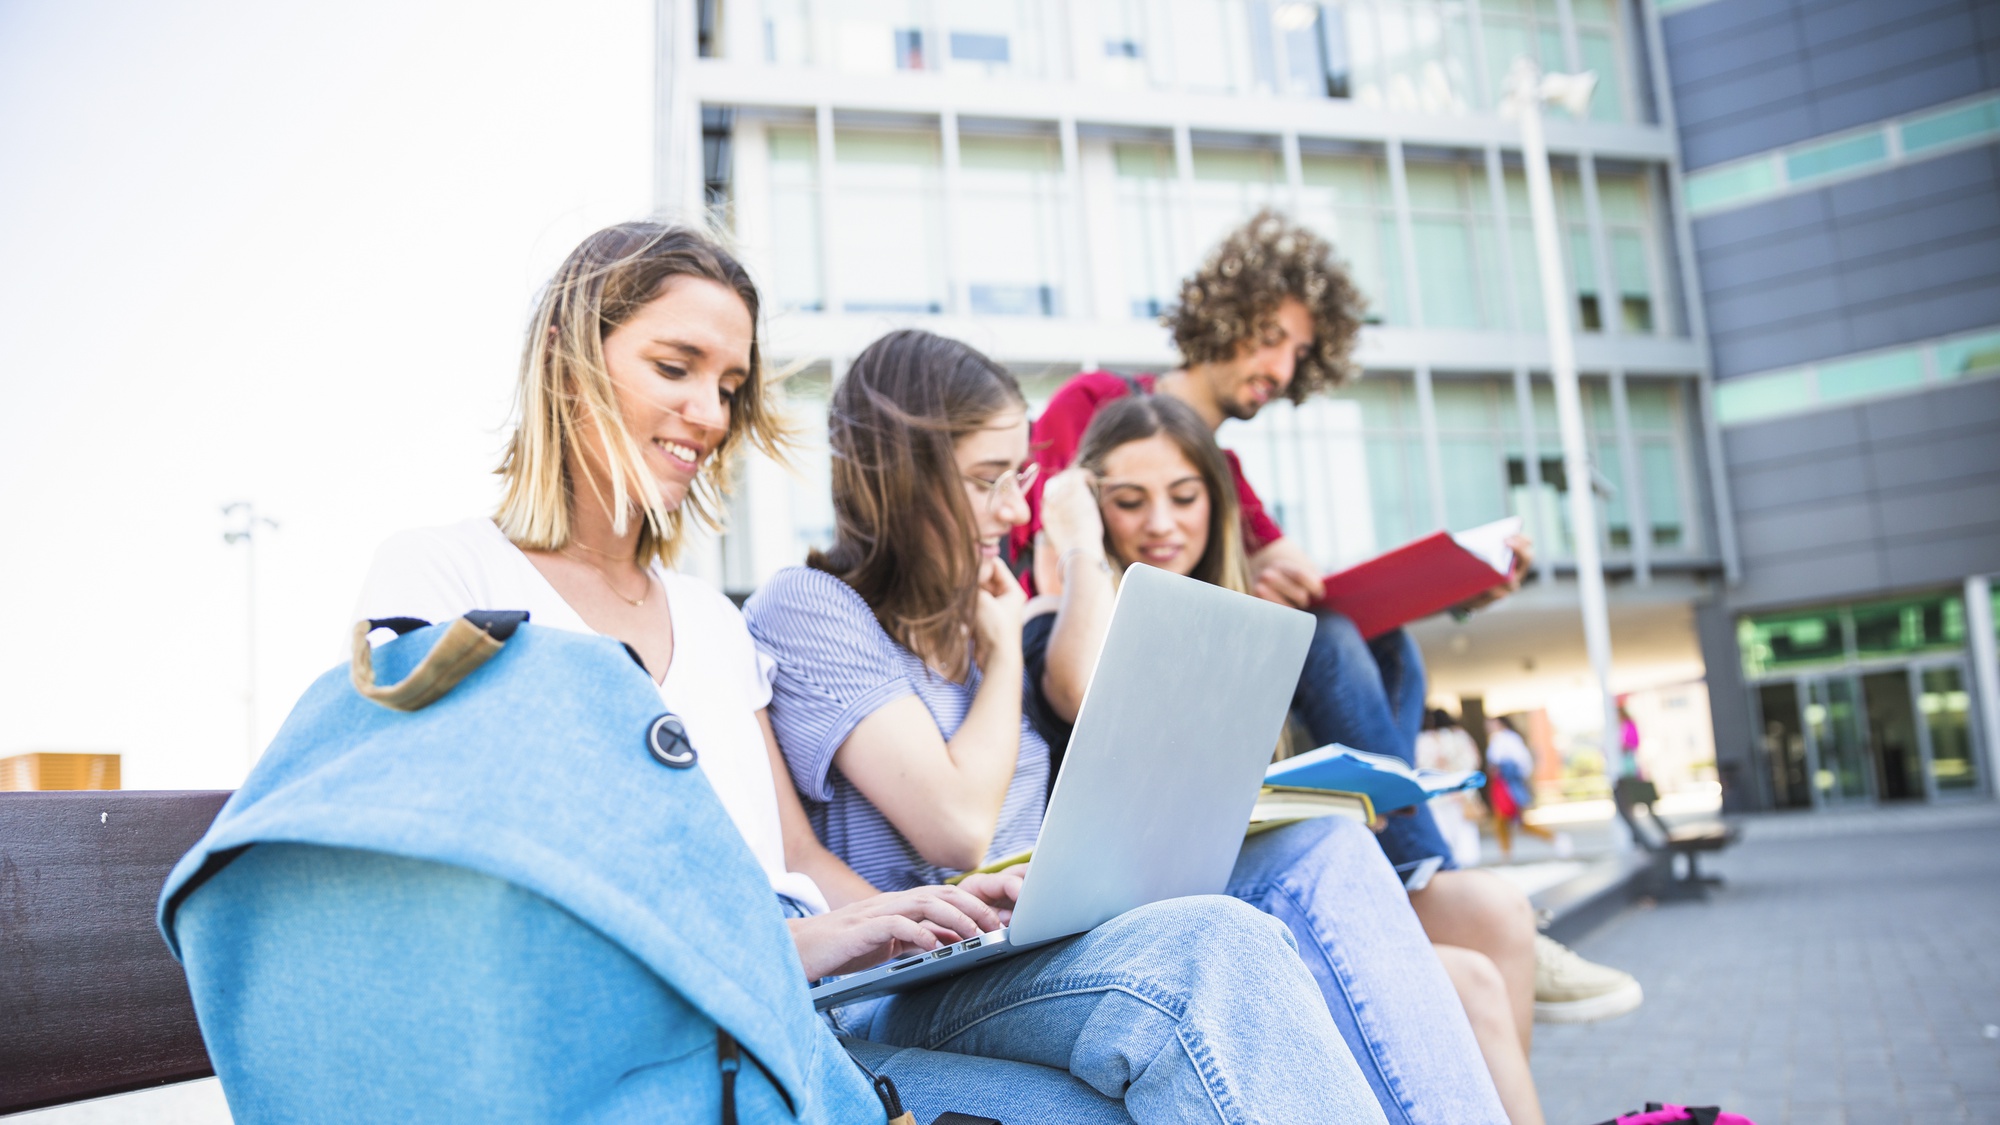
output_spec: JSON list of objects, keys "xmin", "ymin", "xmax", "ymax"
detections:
[{"xmin": 788, "ymin": 883, "xmax": 1012, "ymax": 981}]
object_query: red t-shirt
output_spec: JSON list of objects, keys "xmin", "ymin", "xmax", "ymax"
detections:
[{"xmin": 1013, "ymin": 371, "xmax": 1285, "ymax": 574}]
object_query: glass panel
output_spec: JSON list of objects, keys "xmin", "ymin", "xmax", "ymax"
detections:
[
  {"xmin": 1758, "ymin": 683, "xmax": 1813, "ymax": 809},
  {"xmin": 1228, "ymin": 391, "xmax": 1383, "ymax": 568},
  {"xmin": 1817, "ymin": 349, "xmax": 1926, "ymax": 403},
  {"xmin": 1921, "ymin": 666, "xmax": 1979, "ymax": 791},
  {"xmin": 1784, "ymin": 131, "xmax": 1888, "ymax": 184},
  {"xmin": 940, "ymin": 0, "xmax": 1045, "ymax": 78},
  {"xmin": 1851, "ymin": 595, "xmax": 1965, "ymax": 659},
  {"xmin": 761, "ymin": 0, "xmax": 813, "ymax": 65},
  {"xmin": 1715, "ymin": 370, "xmax": 1812, "ymax": 425},
  {"xmin": 1433, "ymin": 379, "xmax": 1511, "ymax": 530},
  {"xmin": 1861, "ymin": 671, "xmax": 1924, "ymax": 800},
  {"xmin": 1299, "ymin": 152, "xmax": 1407, "ymax": 325},
  {"xmin": 767, "ymin": 127, "xmax": 823, "ymax": 312},
  {"xmin": 1740, "ymin": 610, "xmax": 1846, "ymax": 678},
  {"xmin": 958, "ymin": 134, "xmax": 1066, "ymax": 317},
  {"xmin": 1639, "ymin": 440, "xmax": 1684, "ymax": 548},
  {"xmin": 1098, "ymin": 0, "xmax": 1166, "ymax": 88},
  {"xmin": 1807, "ymin": 676, "xmax": 1869, "ymax": 802},
  {"xmin": 1405, "ymin": 161, "xmax": 1493, "ymax": 329},
  {"xmin": 1190, "ymin": 146, "xmax": 1286, "ymax": 256},
  {"xmin": 1114, "ymin": 142, "xmax": 1185, "ymax": 319},
  {"xmin": 1685, "ymin": 159, "xmax": 1779, "ymax": 214},
  {"xmin": 1936, "ymin": 330, "xmax": 2000, "ymax": 379},
  {"xmin": 1578, "ymin": 30, "xmax": 1623, "ymax": 123},
  {"xmin": 834, "ymin": 0, "xmax": 932, "ymax": 73},
  {"xmin": 1170, "ymin": 0, "xmax": 1244, "ymax": 93},
  {"xmin": 1899, "ymin": 96, "xmax": 2000, "ymax": 154},
  {"xmin": 832, "ymin": 129, "xmax": 946, "ymax": 314}
]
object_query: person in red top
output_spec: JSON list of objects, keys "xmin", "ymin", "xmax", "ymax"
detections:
[{"xmin": 1018, "ymin": 210, "xmax": 1644, "ymax": 1070}]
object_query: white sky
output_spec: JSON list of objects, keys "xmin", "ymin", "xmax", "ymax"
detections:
[{"xmin": 0, "ymin": 0, "xmax": 655, "ymax": 788}]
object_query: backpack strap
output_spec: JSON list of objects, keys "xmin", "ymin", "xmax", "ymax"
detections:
[{"xmin": 348, "ymin": 611, "xmax": 529, "ymax": 713}]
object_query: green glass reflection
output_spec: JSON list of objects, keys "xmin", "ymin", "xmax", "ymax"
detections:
[
  {"xmin": 1807, "ymin": 676, "xmax": 1869, "ymax": 801},
  {"xmin": 1900, "ymin": 97, "xmax": 2000, "ymax": 154},
  {"xmin": 1783, "ymin": 131, "xmax": 1888, "ymax": 184},
  {"xmin": 1935, "ymin": 331, "xmax": 2000, "ymax": 379},
  {"xmin": 1816, "ymin": 349, "xmax": 1925, "ymax": 403},
  {"xmin": 1851, "ymin": 595, "xmax": 1965, "ymax": 659},
  {"xmin": 1716, "ymin": 370, "xmax": 1812, "ymax": 425},
  {"xmin": 1740, "ymin": 610, "xmax": 1846, "ymax": 678},
  {"xmin": 1686, "ymin": 159, "xmax": 1778, "ymax": 213},
  {"xmin": 1920, "ymin": 666, "xmax": 1978, "ymax": 791}
]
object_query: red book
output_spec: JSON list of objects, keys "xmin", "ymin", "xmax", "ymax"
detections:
[{"xmin": 1317, "ymin": 517, "xmax": 1520, "ymax": 639}]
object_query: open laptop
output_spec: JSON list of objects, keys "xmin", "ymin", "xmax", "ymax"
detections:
[{"xmin": 809, "ymin": 564, "xmax": 1314, "ymax": 1010}]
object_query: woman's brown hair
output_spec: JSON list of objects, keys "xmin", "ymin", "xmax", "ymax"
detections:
[
  {"xmin": 1074, "ymin": 394, "xmax": 1251, "ymax": 595},
  {"xmin": 810, "ymin": 329, "xmax": 1026, "ymax": 680},
  {"xmin": 495, "ymin": 221, "xmax": 782, "ymax": 567}
]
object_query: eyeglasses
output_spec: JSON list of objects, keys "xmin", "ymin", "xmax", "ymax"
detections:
[{"xmin": 961, "ymin": 462, "xmax": 1040, "ymax": 512}]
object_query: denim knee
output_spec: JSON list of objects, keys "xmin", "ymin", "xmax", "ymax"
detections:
[
  {"xmin": 1306, "ymin": 611, "xmax": 1373, "ymax": 673},
  {"xmin": 1096, "ymin": 894, "xmax": 1304, "ymax": 985}
]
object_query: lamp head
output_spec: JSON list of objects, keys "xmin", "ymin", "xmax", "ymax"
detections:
[
  {"xmin": 1273, "ymin": 2, "xmax": 1318, "ymax": 31},
  {"xmin": 1539, "ymin": 70, "xmax": 1598, "ymax": 118}
]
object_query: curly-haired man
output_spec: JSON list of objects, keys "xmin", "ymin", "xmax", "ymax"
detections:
[{"xmin": 1015, "ymin": 210, "xmax": 1642, "ymax": 1122}]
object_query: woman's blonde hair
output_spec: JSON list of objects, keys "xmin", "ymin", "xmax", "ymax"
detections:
[{"xmin": 495, "ymin": 221, "xmax": 783, "ymax": 566}]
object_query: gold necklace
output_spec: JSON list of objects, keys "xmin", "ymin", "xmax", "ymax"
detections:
[{"xmin": 561, "ymin": 548, "xmax": 650, "ymax": 607}]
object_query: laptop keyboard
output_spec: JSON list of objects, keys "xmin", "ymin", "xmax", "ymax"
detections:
[{"xmin": 883, "ymin": 929, "xmax": 1001, "ymax": 973}]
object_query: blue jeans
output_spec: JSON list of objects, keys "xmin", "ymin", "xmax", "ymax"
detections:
[
  {"xmin": 844, "ymin": 896, "xmax": 1390, "ymax": 1125},
  {"xmin": 1292, "ymin": 612, "xmax": 1458, "ymax": 870},
  {"xmin": 1228, "ymin": 818, "xmax": 1507, "ymax": 1125}
]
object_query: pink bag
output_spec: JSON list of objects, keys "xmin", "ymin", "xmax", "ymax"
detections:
[{"xmin": 1590, "ymin": 1105, "xmax": 1758, "ymax": 1125}]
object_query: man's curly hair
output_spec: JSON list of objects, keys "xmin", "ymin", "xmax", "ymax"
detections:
[{"xmin": 1164, "ymin": 209, "xmax": 1366, "ymax": 403}]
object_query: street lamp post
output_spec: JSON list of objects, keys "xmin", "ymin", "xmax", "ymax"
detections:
[
  {"xmin": 222, "ymin": 501, "xmax": 278, "ymax": 772},
  {"xmin": 1505, "ymin": 58, "xmax": 1627, "ymax": 786}
]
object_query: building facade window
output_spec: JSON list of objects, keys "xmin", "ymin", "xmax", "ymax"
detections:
[
  {"xmin": 1404, "ymin": 156, "xmax": 1504, "ymax": 330},
  {"xmin": 1189, "ymin": 143, "xmax": 1288, "ymax": 262},
  {"xmin": 1336, "ymin": 0, "xmax": 1479, "ymax": 114},
  {"xmin": 1298, "ymin": 148, "xmax": 1407, "ymax": 325},
  {"xmin": 940, "ymin": 0, "xmax": 1050, "ymax": 78},
  {"xmin": 834, "ymin": 1, "xmax": 933, "ymax": 73},
  {"xmin": 761, "ymin": 0, "xmax": 813, "ymax": 65},
  {"xmin": 1113, "ymin": 141, "xmax": 1185, "ymax": 318},
  {"xmin": 765, "ymin": 125, "xmax": 823, "ymax": 312},
  {"xmin": 832, "ymin": 127, "xmax": 948, "ymax": 314},
  {"xmin": 958, "ymin": 130, "xmax": 1068, "ymax": 317},
  {"xmin": 1513, "ymin": 377, "xmax": 1695, "ymax": 557}
]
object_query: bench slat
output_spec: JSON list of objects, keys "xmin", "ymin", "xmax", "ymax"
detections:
[{"xmin": 1, "ymin": 791, "xmax": 229, "ymax": 1114}]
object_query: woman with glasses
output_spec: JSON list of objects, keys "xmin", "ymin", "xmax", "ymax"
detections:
[
  {"xmin": 747, "ymin": 329, "xmax": 1509, "ymax": 1125},
  {"xmin": 352, "ymin": 233, "xmax": 1388, "ymax": 1123}
]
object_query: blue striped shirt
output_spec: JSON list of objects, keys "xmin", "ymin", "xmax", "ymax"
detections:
[{"xmin": 744, "ymin": 566, "xmax": 1050, "ymax": 892}]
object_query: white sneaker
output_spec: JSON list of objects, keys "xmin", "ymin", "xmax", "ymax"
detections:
[
  {"xmin": 1553, "ymin": 832, "xmax": 1575, "ymax": 859},
  {"xmin": 1533, "ymin": 935, "xmax": 1643, "ymax": 1024}
]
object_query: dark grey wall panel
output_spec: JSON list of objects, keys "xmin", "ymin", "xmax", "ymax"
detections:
[
  {"xmin": 1692, "ymin": 145, "xmax": 2000, "ymax": 379},
  {"xmin": 1694, "ymin": 595, "xmax": 1762, "ymax": 812},
  {"xmin": 1720, "ymin": 379, "xmax": 2000, "ymax": 611},
  {"xmin": 1663, "ymin": 0, "xmax": 2000, "ymax": 170}
]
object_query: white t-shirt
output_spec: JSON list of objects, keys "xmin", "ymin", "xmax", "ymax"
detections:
[{"xmin": 352, "ymin": 517, "xmax": 829, "ymax": 915}]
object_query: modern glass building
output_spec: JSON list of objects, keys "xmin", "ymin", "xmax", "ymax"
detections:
[
  {"xmin": 650, "ymin": 0, "xmax": 1998, "ymax": 811},
  {"xmin": 1658, "ymin": 0, "xmax": 2000, "ymax": 812}
]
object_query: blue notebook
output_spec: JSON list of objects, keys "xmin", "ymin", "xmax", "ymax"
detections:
[{"xmin": 1265, "ymin": 743, "xmax": 1486, "ymax": 814}]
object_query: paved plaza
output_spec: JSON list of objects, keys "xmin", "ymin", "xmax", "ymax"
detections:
[{"xmin": 1531, "ymin": 803, "xmax": 2000, "ymax": 1125}]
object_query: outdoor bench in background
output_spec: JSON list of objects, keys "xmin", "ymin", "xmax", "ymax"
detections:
[
  {"xmin": 1613, "ymin": 778, "xmax": 1740, "ymax": 900},
  {"xmin": 1, "ymin": 790, "xmax": 229, "ymax": 1115}
]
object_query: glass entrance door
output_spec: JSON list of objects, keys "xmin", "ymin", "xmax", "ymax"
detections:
[
  {"xmin": 1916, "ymin": 662, "xmax": 1980, "ymax": 797},
  {"xmin": 1805, "ymin": 675, "xmax": 1871, "ymax": 804},
  {"xmin": 1861, "ymin": 670, "xmax": 1924, "ymax": 800},
  {"xmin": 1757, "ymin": 682, "xmax": 1813, "ymax": 809}
]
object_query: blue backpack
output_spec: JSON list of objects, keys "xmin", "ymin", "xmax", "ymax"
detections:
[{"xmin": 158, "ymin": 612, "xmax": 899, "ymax": 1124}]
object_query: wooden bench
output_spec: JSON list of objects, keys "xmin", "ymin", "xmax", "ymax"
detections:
[
  {"xmin": 0, "ymin": 790, "xmax": 230, "ymax": 1115},
  {"xmin": 1613, "ymin": 777, "xmax": 1740, "ymax": 900}
]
